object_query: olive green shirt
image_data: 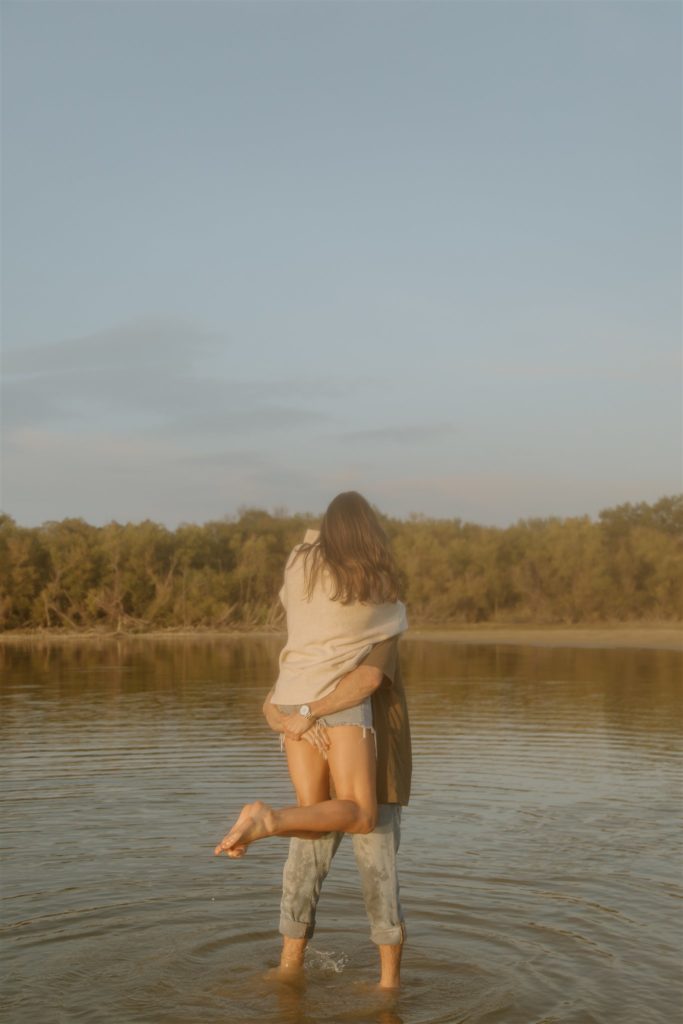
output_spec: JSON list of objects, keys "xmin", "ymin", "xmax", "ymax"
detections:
[{"xmin": 359, "ymin": 636, "xmax": 412, "ymax": 806}]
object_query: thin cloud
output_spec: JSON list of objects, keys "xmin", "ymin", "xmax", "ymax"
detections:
[
  {"xmin": 3, "ymin": 315, "xmax": 343, "ymax": 438},
  {"xmin": 4, "ymin": 314, "xmax": 222, "ymax": 376}
]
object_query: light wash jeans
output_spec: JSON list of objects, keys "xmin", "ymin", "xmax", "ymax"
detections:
[{"xmin": 279, "ymin": 803, "xmax": 405, "ymax": 946}]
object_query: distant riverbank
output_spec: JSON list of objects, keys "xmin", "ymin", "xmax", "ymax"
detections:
[
  {"xmin": 1, "ymin": 623, "xmax": 680, "ymax": 651},
  {"xmin": 407, "ymin": 624, "xmax": 683, "ymax": 651}
]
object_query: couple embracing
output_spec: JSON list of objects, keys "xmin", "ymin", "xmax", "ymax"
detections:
[{"xmin": 214, "ymin": 491, "xmax": 412, "ymax": 989}]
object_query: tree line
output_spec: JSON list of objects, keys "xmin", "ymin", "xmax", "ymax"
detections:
[{"xmin": 0, "ymin": 495, "xmax": 681, "ymax": 632}]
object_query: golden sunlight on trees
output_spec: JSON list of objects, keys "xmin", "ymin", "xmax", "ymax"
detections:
[{"xmin": 0, "ymin": 498, "xmax": 680, "ymax": 632}]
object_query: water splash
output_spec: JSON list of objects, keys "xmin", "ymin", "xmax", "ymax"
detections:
[{"xmin": 305, "ymin": 947, "xmax": 350, "ymax": 974}]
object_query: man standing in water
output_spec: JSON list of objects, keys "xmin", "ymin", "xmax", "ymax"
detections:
[{"xmin": 263, "ymin": 635, "xmax": 411, "ymax": 990}]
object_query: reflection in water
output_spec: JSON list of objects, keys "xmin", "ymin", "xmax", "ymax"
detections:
[{"xmin": 1, "ymin": 637, "xmax": 681, "ymax": 1023}]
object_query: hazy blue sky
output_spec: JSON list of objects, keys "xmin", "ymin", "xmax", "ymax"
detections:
[{"xmin": 2, "ymin": 0, "xmax": 681, "ymax": 528}]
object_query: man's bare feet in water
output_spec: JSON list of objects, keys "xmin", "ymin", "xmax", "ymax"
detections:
[
  {"xmin": 377, "ymin": 934, "xmax": 403, "ymax": 989},
  {"xmin": 277, "ymin": 937, "xmax": 306, "ymax": 974},
  {"xmin": 213, "ymin": 800, "xmax": 275, "ymax": 858},
  {"xmin": 263, "ymin": 937, "xmax": 307, "ymax": 985}
]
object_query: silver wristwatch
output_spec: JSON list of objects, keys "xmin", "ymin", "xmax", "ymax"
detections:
[{"xmin": 298, "ymin": 704, "xmax": 314, "ymax": 720}]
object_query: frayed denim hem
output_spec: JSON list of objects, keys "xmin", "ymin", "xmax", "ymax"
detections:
[{"xmin": 280, "ymin": 722, "xmax": 376, "ymax": 757}]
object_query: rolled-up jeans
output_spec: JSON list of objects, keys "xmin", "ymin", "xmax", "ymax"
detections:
[{"xmin": 279, "ymin": 803, "xmax": 405, "ymax": 946}]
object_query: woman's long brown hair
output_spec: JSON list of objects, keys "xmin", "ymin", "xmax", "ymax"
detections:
[{"xmin": 298, "ymin": 491, "xmax": 402, "ymax": 604}]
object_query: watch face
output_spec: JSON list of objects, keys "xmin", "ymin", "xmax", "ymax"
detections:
[{"xmin": 299, "ymin": 705, "xmax": 311, "ymax": 717}]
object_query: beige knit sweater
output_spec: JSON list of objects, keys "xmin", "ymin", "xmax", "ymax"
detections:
[{"xmin": 270, "ymin": 529, "xmax": 408, "ymax": 705}]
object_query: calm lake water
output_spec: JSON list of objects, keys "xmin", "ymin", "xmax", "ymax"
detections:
[{"xmin": 1, "ymin": 637, "xmax": 681, "ymax": 1024}]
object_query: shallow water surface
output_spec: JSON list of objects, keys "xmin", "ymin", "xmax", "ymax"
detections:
[{"xmin": 1, "ymin": 638, "xmax": 681, "ymax": 1023}]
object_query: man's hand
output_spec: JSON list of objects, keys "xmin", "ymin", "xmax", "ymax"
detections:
[
  {"xmin": 302, "ymin": 723, "xmax": 330, "ymax": 757},
  {"xmin": 263, "ymin": 698, "xmax": 285, "ymax": 734},
  {"xmin": 262, "ymin": 694, "xmax": 329, "ymax": 755},
  {"xmin": 281, "ymin": 712, "xmax": 316, "ymax": 741}
]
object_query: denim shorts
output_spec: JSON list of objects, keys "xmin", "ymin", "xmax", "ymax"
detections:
[
  {"xmin": 277, "ymin": 697, "xmax": 375, "ymax": 755},
  {"xmin": 277, "ymin": 696, "xmax": 373, "ymax": 729}
]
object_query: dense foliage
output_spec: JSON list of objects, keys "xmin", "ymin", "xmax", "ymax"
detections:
[{"xmin": 0, "ymin": 496, "xmax": 681, "ymax": 632}]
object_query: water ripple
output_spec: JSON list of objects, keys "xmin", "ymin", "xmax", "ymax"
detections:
[{"xmin": 1, "ymin": 639, "xmax": 681, "ymax": 1023}]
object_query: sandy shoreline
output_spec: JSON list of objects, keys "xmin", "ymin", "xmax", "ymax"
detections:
[
  {"xmin": 0, "ymin": 624, "xmax": 680, "ymax": 651},
  {"xmin": 406, "ymin": 625, "xmax": 683, "ymax": 652}
]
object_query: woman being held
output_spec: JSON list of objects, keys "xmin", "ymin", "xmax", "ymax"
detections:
[{"xmin": 214, "ymin": 491, "xmax": 407, "ymax": 857}]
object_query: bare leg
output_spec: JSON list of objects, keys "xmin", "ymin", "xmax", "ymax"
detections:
[
  {"xmin": 271, "ymin": 939, "xmax": 403, "ymax": 992},
  {"xmin": 378, "ymin": 940, "xmax": 403, "ymax": 989},
  {"xmin": 214, "ymin": 726, "xmax": 377, "ymax": 856},
  {"xmin": 279, "ymin": 935, "xmax": 307, "ymax": 973},
  {"xmin": 215, "ymin": 738, "xmax": 330, "ymax": 857},
  {"xmin": 214, "ymin": 794, "xmax": 371, "ymax": 854},
  {"xmin": 262, "ymin": 935, "xmax": 308, "ymax": 984}
]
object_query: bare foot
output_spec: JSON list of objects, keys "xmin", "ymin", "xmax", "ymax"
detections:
[
  {"xmin": 213, "ymin": 803, "xmax": 252, "ymax": 858},
  {"xmin": 274, "ymin": 936, "xmax": 306, "ymax": 976},
  {"xmin": 353, "ymin": 979, "xmax": 401, "ymax": 993},
  {"xmin": 263, "ymin": 962, "xmax": 305, "ymax": 986},
  {"xmin": 213, "ymin": 800, "xmax": 275, "ymax": 857},
  {"xmin": 215, "ymin": 801, "xmax": 255, "ymax": 858}
]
